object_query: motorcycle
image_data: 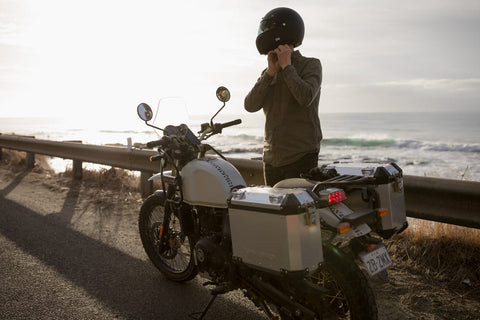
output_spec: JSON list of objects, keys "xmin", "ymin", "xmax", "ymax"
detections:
[{"xmin": 136, "ymin": 87, "xmax": 408, "ymax": 320}]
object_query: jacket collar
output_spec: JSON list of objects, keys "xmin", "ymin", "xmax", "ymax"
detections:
[{"xmin": 292, "ymin": 50, "xmax": 302, "ymax": 63}]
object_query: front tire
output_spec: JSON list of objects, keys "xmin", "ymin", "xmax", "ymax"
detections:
[
  {"xmin": 307, "ymin": 245, "xmax": 378, "ymax": 320},
  {"xmin": 139, "ymin": 192, "xmax": 198, "ymax": 282}
]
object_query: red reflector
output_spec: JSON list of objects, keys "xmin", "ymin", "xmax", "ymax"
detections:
[{"xmin": 328, "ymin": 190, "xmax": 347, "ymax": 204}]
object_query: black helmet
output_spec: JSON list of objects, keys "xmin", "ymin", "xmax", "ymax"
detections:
[{"xmin": 256, "ymin": 7, "xmax": 305, "ymax": 55}]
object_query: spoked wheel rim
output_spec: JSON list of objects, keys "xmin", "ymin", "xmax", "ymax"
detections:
[{"xmin": 147, "ymin": 205, "xmax": 192, "ymax": 274}]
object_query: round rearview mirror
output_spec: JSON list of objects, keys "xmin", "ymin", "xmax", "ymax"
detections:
[
  {"xmin": 137, "ymin": 103, "xmax": 153, "ymax": 122},
  {"xmin": 216, "ymin": 86, "xmax": 230, "ymax": 103}
]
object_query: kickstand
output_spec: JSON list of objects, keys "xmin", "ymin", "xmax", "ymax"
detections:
[{"xmin": 189, "ymin": 293, "xmax": 218, "ymax": 320}]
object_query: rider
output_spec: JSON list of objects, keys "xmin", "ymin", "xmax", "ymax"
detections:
[{"xmin": 244, "ymin": 7, "xmax": 323, "ymax": 186}]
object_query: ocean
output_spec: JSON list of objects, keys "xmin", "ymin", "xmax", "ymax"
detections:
[{"xmin": 1, "ymin": 111, "xmax": 479, "ymax": 181}]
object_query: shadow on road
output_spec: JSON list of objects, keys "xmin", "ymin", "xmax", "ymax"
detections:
[
  {"xmin": 0, "ymin": 196, "xmax": 265, "ymax": 319},
  {"xmin": 0, "ymin": 170, "xmax": 31, "ymax": 197}
]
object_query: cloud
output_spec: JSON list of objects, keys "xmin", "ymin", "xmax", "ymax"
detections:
[
  {"xmin": 304, "ymin": 0, "xmax": 480, "ymax": 83},
  {"xmin": 323, "ymin": 78, "xmax": 480, "ymax": 113},
  {"xmin": 1, "ymin": 0, "xmax": 479, "ymax": 117},
  {"xmin": 377, "ymin": 78, "xmax": 480, "ymax": 92}
]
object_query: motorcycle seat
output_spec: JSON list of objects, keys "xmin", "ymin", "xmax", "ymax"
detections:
[{"xmin": 273, "ymin": 178, "xmax": 317, "ymax": 189}]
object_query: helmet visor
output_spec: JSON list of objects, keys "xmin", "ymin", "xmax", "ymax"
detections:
[{"xmin": 258, "ymin": 19, "xmax": 277, "ymax": 35}]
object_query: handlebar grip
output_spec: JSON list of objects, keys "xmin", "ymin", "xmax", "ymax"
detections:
[
  {"xmin": 146, "ymin": 140, "xmax": 164, "ymax": 148},
  {"xmin": 221, "ymin": 119, "xmax": 242, "ymax": 129}
]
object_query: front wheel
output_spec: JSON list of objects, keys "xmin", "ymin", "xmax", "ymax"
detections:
[
  {"xmin": 307, "ymin": 245, "xmax": 378, "ymax": 320},
  {"xmin": 138, "ymin": 192, "xmax": 198, "ymax": 282}
]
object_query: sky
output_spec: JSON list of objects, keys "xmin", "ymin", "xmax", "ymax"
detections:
[{"xmin": 1, "ymin": 0, "xmax": 479, "ymax": 123}]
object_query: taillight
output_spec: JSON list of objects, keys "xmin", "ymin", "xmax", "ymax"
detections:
[{"xmin": 328, "ymin": 190, "xmax": 347, "ymax": 204}]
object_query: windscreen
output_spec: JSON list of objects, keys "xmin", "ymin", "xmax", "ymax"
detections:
[{"xmin": 151, "ymin": 97, "xmax": 191, "ymax": 138}]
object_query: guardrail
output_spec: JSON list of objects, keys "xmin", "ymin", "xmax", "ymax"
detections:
[{"xmin": 1, "ymin": 134, "xmax": 479, "ymax": 229}]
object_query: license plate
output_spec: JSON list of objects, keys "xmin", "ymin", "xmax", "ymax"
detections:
[{"xmin": 360, "ymin": 245, "xmax": 393, "ymax": 276}]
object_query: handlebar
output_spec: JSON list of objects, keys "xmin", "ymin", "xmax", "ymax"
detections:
[
  {"xmin": 213, "ymin": 119, "xmax": 242, "ymax": 133},
  {"xmin": 146, "ymin": 136, "xmax": 172, "ymax": 148},
  {"xmin": 220, "ymin": 119, "xmax": 242, "ymax": 129},
  {"xmin": 147, "ymin": 118, "xmax": 241, "ymax": 149},
  {"xmin": 146, "ymin": 139, "xmax": 164, "ymax": 148}
]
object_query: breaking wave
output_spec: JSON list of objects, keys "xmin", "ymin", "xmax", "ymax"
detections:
[
  {"xmin": 322, "ymin": 138, "xmax": 480, "ymax": 153},
  {"xmin": 323, "ymin": 138, "xmax": 396, "ymax": 147}
]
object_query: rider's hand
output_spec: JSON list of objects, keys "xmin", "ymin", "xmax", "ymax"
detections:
[
  {"xmin": 266, "ymin": 50, "xmax": 280, "ymax": 76},
  {"xmin": 274, "ymin": 45, "xmax": 293, "ymax": 70}
]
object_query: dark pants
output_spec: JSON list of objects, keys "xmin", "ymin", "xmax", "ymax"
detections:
[{"xmin": 263, "ymin": 153, "xmax": 319, "ymax": 187}]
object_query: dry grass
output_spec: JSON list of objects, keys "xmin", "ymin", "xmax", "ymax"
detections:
[
  {"xmin": 0, "ymin": 149, "xmax": 51, "ymax": 173},
  {"xmin": 60, "ymin": 165, "xmax": 142, "ymax": 208},
  {"xmin": 1, "ymin": 150, "xmax": 139, "ymax": 192},
  {"xmin": 1, "ymin": 149, "xmax": 51, "ymax": 173},
  {"xmin": 387, "ymin": 218, "xmax": 480, "ymax": 288},
  {"xmin": 1, "ymin": 149, "xmax": 141, "ymax": 208},
  {"xmin": 62, "ymin": 166, "xmax": 140, "ymax": 193}
]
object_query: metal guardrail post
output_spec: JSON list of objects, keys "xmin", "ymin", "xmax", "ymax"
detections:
[
  {"xmin": 65, "ymin": 140, "xmax": 84, "ymax": 180},
  {"xmin": 26, "ymin": 152, "xmax": 35, "ymax": 169},
  {"xmin": 72, "ymin": 159, "xmax": 82, "ymax": 180}
]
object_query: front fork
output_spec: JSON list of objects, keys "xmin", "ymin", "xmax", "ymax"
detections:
[{"xmin": 158, "ymin": 183, "xmax": 177, "ymax": 249}]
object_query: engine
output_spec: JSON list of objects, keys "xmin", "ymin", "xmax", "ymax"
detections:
[{"xmin": 194, "ymin": 207, "xmax": 232, "ymax": 280}]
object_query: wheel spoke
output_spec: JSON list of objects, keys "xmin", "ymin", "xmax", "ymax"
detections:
[{"xmin": 146, "ymin": 203, "xmax": 192, "ymax": 274}]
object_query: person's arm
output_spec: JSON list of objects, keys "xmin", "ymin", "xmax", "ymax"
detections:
[
  {"xmin": 244, "ymin": 50, "xmax": 280, "ymax": 112},
  {"xmin": 281, "ymin": 59, "xmax": 322, "ymax": 107},
  {"xmin": 244, "ymin": 71, "xmax": 274, "ymax": 112}
]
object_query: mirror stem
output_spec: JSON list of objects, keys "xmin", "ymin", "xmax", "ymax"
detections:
[
  {"xmin": 210, "ymin": 102, "xmax": 226, "ymax": 127},
  {"xmin": 146, "ymin": 122, "xmax": 165, "ymax": 133}
]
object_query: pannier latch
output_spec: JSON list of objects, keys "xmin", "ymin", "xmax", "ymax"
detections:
[
  {"xmin": 393, "ymin": 176, "xmax": 403, "ymax": 193},
  {"xmin": 303, "ymin": 207, "xmax": 318, "ymax": 226}
]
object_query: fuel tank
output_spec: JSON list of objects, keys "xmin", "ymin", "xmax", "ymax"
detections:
[{"xmin": 180, "ymin": 158, "xmax": 247, "ymax": 208}]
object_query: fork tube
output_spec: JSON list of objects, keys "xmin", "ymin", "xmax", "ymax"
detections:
[{"xmin": 161, "ymin": 183, "xmax": 176, "ymax": 241}]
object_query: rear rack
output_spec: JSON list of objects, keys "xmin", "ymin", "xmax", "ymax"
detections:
[{"xmin": 313, "ymin": 174, "xmax": 376, "ymax": 191}]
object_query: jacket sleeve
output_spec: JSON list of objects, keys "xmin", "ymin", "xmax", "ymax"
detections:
[
  {"xmin": 281, "ymin": 58, "xmax": 322, "ymax": 108},
  {"xmin": 244, "ymin": 71, "xmax": 274, "ymax": 112}
]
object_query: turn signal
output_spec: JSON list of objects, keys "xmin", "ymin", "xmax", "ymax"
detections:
[
  {"xmin": 149, "ymin": 155, "xmax": 163, "ymax": 162},
  {"xmin": 337, "ymin": 222, "xmax": 351, "ymax": 234},
  {"xmin": 377, "ymin": 208, "xmax": 389, "ymax": 218}
]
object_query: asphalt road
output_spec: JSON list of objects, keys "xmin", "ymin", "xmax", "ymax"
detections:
[
  {"xmin": 0, "ymin": 168, "xmax": 266, "ymax": 320},
  {"xmin": 4, "ymin": 166, "xmax": 476, "ymax": 320}
]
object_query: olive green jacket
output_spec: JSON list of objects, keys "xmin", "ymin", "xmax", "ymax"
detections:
[{"xmin": 244, "ymin": 51, "xmax": 322, "ymax": 167}]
